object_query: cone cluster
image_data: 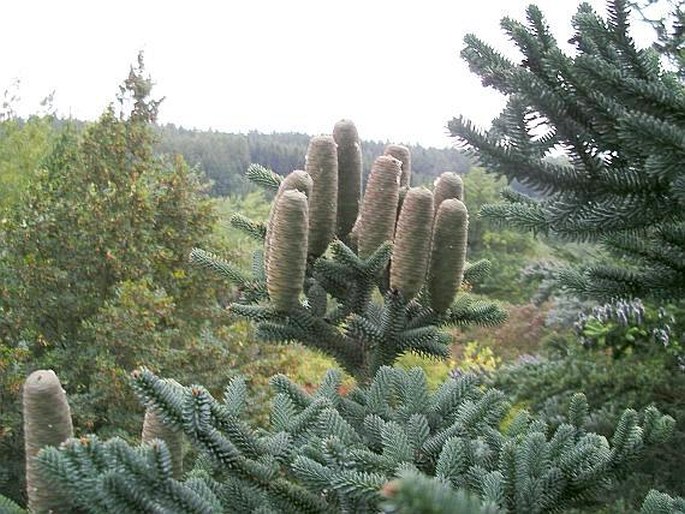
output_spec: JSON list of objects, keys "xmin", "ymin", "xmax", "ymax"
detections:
[{"xmin": 263, "ymin": 119, "xmax": 469, "ymax": 313}]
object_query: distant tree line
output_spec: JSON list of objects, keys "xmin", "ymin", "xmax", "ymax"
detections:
[{"xmin": 155, "ymin": 125, "xmax": 471, "ymax": 196}]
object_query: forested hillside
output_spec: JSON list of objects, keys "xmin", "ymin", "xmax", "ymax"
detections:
[{"xmin": 156, "ymin": 125, "xmax": 471, "ymax": 196}]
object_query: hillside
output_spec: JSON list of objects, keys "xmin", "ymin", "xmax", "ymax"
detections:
[{"xmin": 155, "ymin": 124, "xmax": 471, "ymax": 196}]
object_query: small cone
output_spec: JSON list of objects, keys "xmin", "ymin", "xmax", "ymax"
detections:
[
  {"xmin": 142, "ymin": 409, "xmax": 184, "ymax": 479},
  {"xmin": 390, "ymin": 187, "xmax": 435, "ymax": 300},
  {"xmin": 357, "ymin": 155, "xmax": 401, "ymax": 259},
  {"xmin": 433, "ymin": 172, "xmax": 464, "ymax": 211},
  {"xmin": 427, "ymin": 199, "xmax": 469, "ymax": 313},
  {"xmin": 265, "ymin": 170, "xmax": 313, "ymax": 275},
  {"xmin": 384, "ymin": 144, "xmax": 411, "ymax": 187},
  {"xmin": 333, "ymin": 120, "xmax": 362, "ymax": 241},
  {"xmin": 266, "ymin": 190, "xmax": 309, "ymax": 311},
  {"xmin": 305, "ymin": 136, "xmax": 338, "ymax": 258},
  {"xmin": 24, "ymin": 370, "xmax": 74, "ymax": 514}
]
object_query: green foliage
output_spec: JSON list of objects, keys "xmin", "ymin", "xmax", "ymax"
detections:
[
  {"xmin": 461, "ymin": 168, "xmax": 546, "ymax": 303},
  {"xmin": 490, "ymin": 343, "xmax": 685, "ymax": 506},
  {"xmin": 0, "ymin": 116, "xmax": 57, "ymax": 211},
  {"xmin": 0, "ymin": 57, "xmax": 230, "ymax": 505},
  {"xmin": 640, "ymin": 490, "xmax": 685, "ymax": 514},
  {"xmin": 156, "ymin": 127, "xmax": 470, "ymax": 198},
  {"xmin": 450, "ymin": 0, "xmax": 685, "ymax": 301},
  {"xmin": 213, "ymin": 191, "xmax": 272, "ymax": 269},
  {"xmin": 452, "ymin": 301, "xmax": 555, "ymax": 362},
  {"xmin": 36, "ymin": 366, "xmax": 674, "ymax": 513},
  {"xmin": 0, "ymin": 495, "xmax": 25, "ymax": 514},
  {"xmin": 156, "ymin": 124, "xmax": 252, "ymax": 196},
  {"xmin": 381, "ymin": 470, "xmax": 502, "ymax": 513},
  {"xmin": 39, "ymin": 435, "xmax": 221, "ymax": 514},
  {"xmin": 573, "ymin": 298, "xmax": 684, "ymax": 361}
]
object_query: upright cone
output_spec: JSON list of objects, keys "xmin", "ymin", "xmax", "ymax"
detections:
[
  {"xmin": 265, "ymin": 170, "xmax": 313, "ymax": 276},
  {"xmin": 333, "ymin": 120, "xmax": 362, "ymax": 241},
  {"xmin": 266, "ymin": 189, "xmax": 309, "ymax": 311},
  {"xmin": 357, "ymin": 155, "xmax": 401, "ymax": 259},
  {"xmin": 390, "ymin": 187, "xmax": 435, "ymax": 300},
  {"xmin": 433, "ymin": 172, "xmax": 464, "ymax": 210},
  {"xmin": 142, "ymin": 409, "xmax": 184, "ymax": 479},
  {"xmin": 428, "ymin": 199, "xmax": 469, "ymax": 313},
  {"xmin": 24, "ymin": 370, "xmax": 74, "ymax": 513},
  {"xmin": 384, "ymin": 144, "xmax": 411, "ymax": 187},
  {"xmin": 305, "ymin": 136, "xmax": 338, "ymax": 258}
]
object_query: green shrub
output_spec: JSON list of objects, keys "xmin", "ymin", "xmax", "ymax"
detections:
[
  {"xmin": 490, "ymin": 345, "xmax": 685, "ymax": 508},
  {"xmin": 0, "ymin": 56, "xmax": 234, "ymax": 505}
]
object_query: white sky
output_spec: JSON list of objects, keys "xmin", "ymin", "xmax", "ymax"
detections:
[{"xmin": 1, "ymin": 0, "xmax": 659, "ymax": 148}]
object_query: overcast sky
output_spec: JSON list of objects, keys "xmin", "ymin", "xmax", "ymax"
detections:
[{"xmin": 2, "ymin": 0, "xmax": 659, "ymax": 148}]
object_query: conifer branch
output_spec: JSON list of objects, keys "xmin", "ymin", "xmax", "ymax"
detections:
[{"xmin": 246, "ymin": 164, "xmax": 282, "ymax": 191}]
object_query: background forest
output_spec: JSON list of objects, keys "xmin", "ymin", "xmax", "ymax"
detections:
[{"xmin": 1, "ymin": 0, "xmax": 684, "ymax": 512}]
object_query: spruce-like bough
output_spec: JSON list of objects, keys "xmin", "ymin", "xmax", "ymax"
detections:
[
  {"xmin": 449, "ymin": 0, "xmax": 685, "ymax": 301},
  {"xmin": 26, "ymin": 367, "xmax": 677, "ymax": 513}
]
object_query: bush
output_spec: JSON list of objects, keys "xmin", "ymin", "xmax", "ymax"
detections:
[
  {"xmin": 490, "ymin": 344, "xmax": 685, "ymax": 508},
  {"xmin": 0, "ymin": 57, "xmax": 232, "ymax": 505}
]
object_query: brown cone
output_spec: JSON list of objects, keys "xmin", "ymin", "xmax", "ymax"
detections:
[
  {"xmin": 357, "ymin": 155, "xmax": 401, "ymax": 259},
  {"xmin": 390, "ymin": 187, "xmax": 435, "ymax": 300},
  {"xmin": 427, "ymin": 199, "xmax": 469, "ymax": 313}
]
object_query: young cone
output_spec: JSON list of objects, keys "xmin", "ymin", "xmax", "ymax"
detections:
[
  {"xmin": 433, "ymin": 172, "xmax": 464, "ymax": 210},
  {"xmin": 142, "ymin": 409, "xmax": 184, "ymax": 479},
  {"xmin": 357, "ymin": 155, "xmax": 401, "ymax": 259},
  {"xmin": 266, "ymin": 189, "xmax": 309, "ymax": 311},
  {"xmin": 384, "ymin": 144, "xmax": 411, "ymax": 187},
  {"xmin": 390, "ymin": 187, "xmax": 435, "ymax": 300},
  {"xmin": 428, "ymin": 199, "xmax": 469, "ymax": 313},
  {"xmin": 265, "ymin": 170, "xmax": 313, "ymax": 275},
  {"xmin": 333, "ymin": 120, "xmax": 362, "ymax": 241},
  {"xmin": 23, "ymin": 370, "xmax": 74, "ymax": 513},
  {"xmin": 305, "ymin": 136, "xmax": 338, "ymax": 258}
]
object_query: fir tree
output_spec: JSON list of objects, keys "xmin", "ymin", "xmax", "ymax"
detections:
[{"xmin": 449, "ymin": 0, "xmax": 685, "ymax": 301}]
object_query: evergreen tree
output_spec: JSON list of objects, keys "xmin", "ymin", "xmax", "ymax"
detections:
[
  {"xmin": 449, "ymin": 0, "xmax": 685, "ymax": 301},
  {"xmin": 26, "ymin": 367, "xmax": 676, "ymax": 513}
]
